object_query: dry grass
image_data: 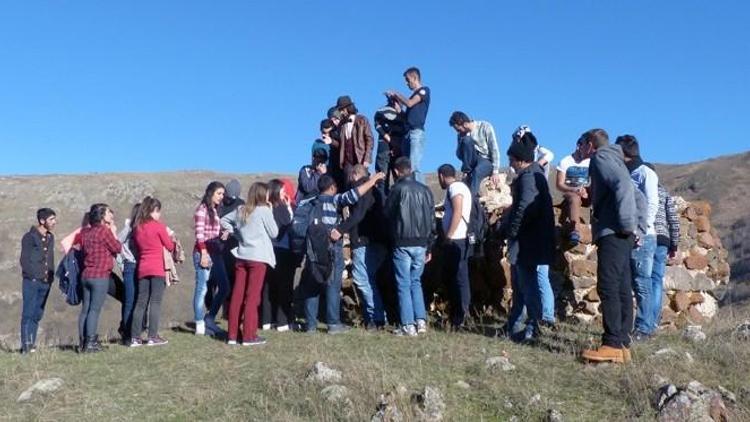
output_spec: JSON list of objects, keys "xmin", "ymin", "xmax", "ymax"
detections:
[{"xmin": 1, "ymin": 301, "xmax": 749, "ymax": 421}]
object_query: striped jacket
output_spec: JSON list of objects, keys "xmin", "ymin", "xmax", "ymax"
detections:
[{"xmin": 655, "ymin": 185, "xmax": 680, "ymax": 251}]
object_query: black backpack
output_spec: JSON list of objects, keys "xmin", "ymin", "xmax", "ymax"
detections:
[
  {"xmin": 290, "ymin": 196, "xmax": 319, "ymax": 255},
  {"xmin": 463, "ymin": 194, "xmax": 488, "ymax": 258},
  {"xmin": 290, "ymin": 196, "xmax": 334, "ymax": 284}
]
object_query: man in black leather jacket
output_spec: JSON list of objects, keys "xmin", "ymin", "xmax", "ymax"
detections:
[{"xmin": 384, "ymin": 157, "xmax": 436, "ymax": 336}]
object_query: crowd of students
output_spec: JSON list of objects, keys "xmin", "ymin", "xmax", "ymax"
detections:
[{"xmin": 18, "ymin": 67, "xmax": 680, "ymax": 365}]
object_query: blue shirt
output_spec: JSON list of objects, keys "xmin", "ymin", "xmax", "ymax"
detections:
[{"xmin": 406, "ymin": 86, "xmax": 430, "ymax": 130}]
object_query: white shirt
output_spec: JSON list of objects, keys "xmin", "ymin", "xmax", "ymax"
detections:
[
  {"xmin": 557, "ymin": 154, "xmax": 590, "ymax": 188},
  {"xmin": 344, "ymin": 115, "xmax": 355, "ymax": 139},
  {"xmin": 442, "ymin": 181, "xmax": 472, "ymax": 240}
]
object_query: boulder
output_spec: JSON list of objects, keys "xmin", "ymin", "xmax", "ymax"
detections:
[
  {"xmin": 411, "ymin": 386, "xmax": 446, "ymax": 422},
  {"xmin": 682, "ymin": 325, "xmax": 707, "ymax": 343},
  {"xmin": 17, "ymin": 378, "xmax": 64, "ymax": 403},
  {"xmin": 485, "ymin": 356, "xmax": 516, "ymax": 372},
  {"xmin": 664, "ymin": 267, "xmax": 695, "ymax": 292},
  {"xmin": 585, "ymin": 289, "xmax": 600, "ymax": 302},
  {"xmin": 306, "ymin": 362, "xmax": 343, "ymax": 385},
  {"xmin": 692, "ymin": 294, "xmax": 718, "ymax": 319},
  {"xmin": 672, "ymin": 292, "xmax": 691, "ymax": 312},
  {"xmin": 697, "ymin": 232, "xmax": 715, "ymax": 249},
  {"xmin": 657, "ymin": 381, "xmax": 729, "ymax": 422},
  {"xmin": 684, "ymin": 254, "xmax": 708, "ymax": 271}
]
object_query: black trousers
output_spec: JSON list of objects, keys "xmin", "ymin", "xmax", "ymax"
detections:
[
  {"xmin": 596, "ymin": 234, "xmax": 635, "ymax": 348},
  {"xmin": 261, "ymin": 248, "xmax": 301, "ymax": 327},
  {"xmin": 443, "ymin": 239, "xmax": 471, "ymax": 326},
  {"xmin": 131, "ymin": 276, "xmax": 166, "ymax": 338}
]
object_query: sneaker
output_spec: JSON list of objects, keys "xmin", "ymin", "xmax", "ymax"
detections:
[
  {"xmin": 327, "ymin": 325, "xmax": 351, "ymax": 335},
  {"xmin": 146, "ymin": 336, "xmax": 168, "ymax": 347},
  {"xmin": 128, "ymin": 338, "xmax": 143, "ymax": 348},
  {"xmin": 632, "ymin": 331, "xmax": 651, "ymax": 343},
  {"xmin": 227, "ymin": 340, "xmax": 238, "ymax": 346},
  {"xmin": 242, "ymin": 337, "xmax": 267, "ymax": 346},
  {"xmin": 276, "ymin": 325, "xmax": 290, "ymax": 333},
  {"xmin": 581, "ymin": 345, "xmax": 625, "ymax": 364},
  {"xmin": 261, "ymin": 324, "xmax": 272, "ymax": 331},
  {"xmin": 195, "ymin": 321, "xmax": 205, "ymax": 336},
  {"xmin": 416, "ymin": 319, "xmax": 428, "ymax": 334},
  {"xmin": 394, "ymin": 325, "xmax": 418, "ymax": 337}
]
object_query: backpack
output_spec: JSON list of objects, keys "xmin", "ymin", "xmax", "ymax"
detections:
[
  {"xmin": 290, "ymin": 196, "xmax": 319, "ymax": 255},
  {"xmin": 305, "ymin": 210, "xmax": 334, "ymax": 285},
  {"xmin": 462, "ymin": 194, "xmax": 488, "ymax": 258}
]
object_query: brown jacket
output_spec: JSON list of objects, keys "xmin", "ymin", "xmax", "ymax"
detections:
[{"xmin": 338, "ymin": 115, "xmax": 374, "ymax": 167}]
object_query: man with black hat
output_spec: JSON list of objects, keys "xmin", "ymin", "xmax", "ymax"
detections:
[{"xmin": 335, "ymin": 95, "xmax": 374, "ymax": 179}]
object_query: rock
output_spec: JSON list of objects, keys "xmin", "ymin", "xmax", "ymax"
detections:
[
  {"xmin": 306, "ymin": 362, "xmax": 343, "ymax": 385},
  {"xmin": 654, "ymin": 384, "xmax": 679, "ymax": 409},
  {"xmin": 585, "ymin": 289, "xmax": 600, "ymax": 302},
  {"xmin": 485, "ymin": 356, "xmax": 516, "ymax": 372},
  {"xmin": 657, "ymin": 381, "xmax": 730, "ymax": 422},
  {"xmin": 372, "ymin": 392, "xmax": 404, "ymax": 422},
  {"xmin": 689, "ymin": 292, "xmax": 705, "ymax": 305},
  {"xmin": 687, "ymin": 306, "xmax": 706, "ymax": 324},
  {"xmin": 692, "ymin": 273, "xmax": 717, "ymax": 291},
  {"xmin": 528, "ymin": 394, "xmax": 542, "ymax": 407},
  {"xmin": 717, "ymin": 386, "xmax": 737, "ymax": 405},
  {"xmin": 683, "ymin": 206, "xmax": 699, "ymax": 222},
  {"xmin": 692, "ymin": 201, "xmax": 712, "ymax": 216},
  {"xmin": 582, "ymin": 300, "xmax": 600, "ymax": 315},
  {"xmin": 654, "ymin": 348, "xmax": 678, "ymax": 357},
  {"xmin": 651, "ymin": 374, "xmax": 671, "ymax": 389},
  {"xmin": 684, "ymin": 254, "xmax": 708, "ymax": 270},
  {"xmin": 578, "ymin": 225, "xmax": 592, "ymax": 245},
  {"xmin": 546, "ymin": 409, "xmax": 564, "ymax": 422},
  {"xmin": 504, "ymin": 398, "xmax": 514, "ymax": 409},
  {"xmin": 693, "ymin": 216, "xmax": 711, "ymax": 233},
  {"xmin": 321, "ymin": 385, "xmax": 350, "ymax": 403},
  {"xmin": 735, "ymin": 320, "xmax": 750, "ymax": 341},
  {"xmin": 569, "ymin": 260, "xmax": 597, "ymax": 278},
  {"xmin": 697, "ymin": 232, "xmax": 715, "ymax": 249},
  {"xmin": 455, "ymin": 381, "xmax": 471, "ymax": 390},
  {"xmin": 570, "ymin": 276, "xmax": 597, "ymax": 290},
  {"xmin": 664, "ymin": 266, "xmax": 695, "ymax": 291},
  {"xmin": 692, "ymin": 294, "xmax": 718, "ymax": 319},
  {"xmin": 682, "ymin": 325, "xmax": 707, "ymax": 343},
  {"xmin": 685, "ymin": 352, "xmax": 695, "ymax": 364},
  {"xmin": 17, "ymin": 378, "xmax": 64, "ymax": 402},
  {"xmin": 411, "ymin": 386, "xmax": 446, "ymax": 422},
  {"xmin": 672, "ymin": 292, "xmax": 691, "ymax": 312},
  {"xmin": 395, "ymin": 384, "xmax": 409, "ymax": 398}
]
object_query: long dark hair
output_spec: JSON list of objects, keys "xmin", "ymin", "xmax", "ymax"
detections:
[
  {"xmin": 268, "ymin": 179, "xmax": 284, "ymax": 207},
  {"xmin": 134, "ymin": 196, "xmax": 161, "ymax": 228},
  {"xmin": 201, "ymin": 181, "xmax": 225, "ymax": 221},
  {"xmin": 88, "ymin": 203, "xmax": 110, "ymax": 225},
  {"xmin": 128, "ymin": 203, "xmax": 141, "ymax": 230}
]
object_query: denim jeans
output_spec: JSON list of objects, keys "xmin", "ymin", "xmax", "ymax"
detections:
[
  {"xmin": 537, "ymin": 265, "xmax": 556, "ymax": 323},
  {"xmin": 20, "ymin": 279, "xmax": 51, "ymax": 351},
  {"xmin": 648, "ymin": 245, "xmax": 669, "ymax": 335},
  {"xmin": 505, "ymin": 265, "xmax": 542, "ymax": 341},
  {"xmin": 392, "ymin": 246, "xmax": 428, "ymax": 326},
  {"xmin": 302, "ymin": 243, "xmax": 345, "ymax": 331},
  {"xmin": 193, "ymin": 251, "xmax": 230, "ymax": 323},
  {"xmin": 405, "ymin": 129, "xmax": 426, "ymax": 184},
  {"xmin": 351, "ymin": 243, "xmax": 388, "ymax": 325},
  {"xmin": 120, "ymin": 260, "xmax": 137, "ymax": 337},
  {"xmin": 79, "ymin": 278, "xmax": 110, "ymax": 339},
  {"xmin": 631, "ymin": 234, "xmax": 657, "ymax": 335},
  {"xmin": 458, "ymin": 136, "xmax": 493, "ymax": 196},
  {"xmin": 442, "ymin": 240, "xmax": 471, "ymax": 326}
]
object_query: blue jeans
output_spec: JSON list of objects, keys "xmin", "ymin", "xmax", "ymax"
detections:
[
  {"xmin": 459, "ymin": 136, "xmax": 494, "ymax": 196},
  {"xmin": 351, "ymin": 243, "xmax": 388, "ymax": 324},
  {"xmin": 79, "ymin": 278, "xmax": 110, "ymax": 339},
  {"xmin": 648, "ymin": 245, "xmax": 669, "ymax": 335},
  {"xmin": 192, "ymin": 251, "xmax": 230, "ymax": 323},
  {"xmin": 505, "ymin": 265, "xmax": 542, "ymax": 341},
  {"xmin": 120, "ymin": 261, "xmax": 137, "ymax": 337},
  {"xmin": 302, "ymin": 243, "xmax": 345, "ymax": 331},
  {"xmin": 20, "ymin": 279, "xmax": 51, "ymax": 351},
  {"xmin": 631, "ymin": 234, "xmax": 657, "ymax": 335},
  {"xmin": 405, "ymin": 129, "xmax": 426, "ymax": 184},
  {"xmin": 537, "ymin": 265, "xmax": 555, "ymax": 323},
  {"xmin": 392, "ymin": 246, "xmax": 428, "ymax": 326}
]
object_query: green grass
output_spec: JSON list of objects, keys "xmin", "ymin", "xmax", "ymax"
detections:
[{"xmin": 2, "ymin": 308, "xmax": 749, "ymax": 421}]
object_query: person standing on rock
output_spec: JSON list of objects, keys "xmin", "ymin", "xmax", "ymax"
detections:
[
  {"xmin": 555, "ymin": 136, "xmax": 591, "ymax": 246},
  {"xmin": 79, "ymin": 203, "xmax": 122, "ymax": 353},
  {"xmin": 512, "ymin": 125, "xmax": 555, "ymax": 178},
  {"xmin": 373, "ymin": 95, "xmax": 407, "ymax": 195},
  {"xmin": 297, "ymin": 148, "xmax": 329, "ymax": 203},
  {"xmin": 335, "ymin": 95, "xmax": 374, "ymax": 178},
  {"xmin": 616, "ymin": 135, "xmax": 660, "ymax": 342},
  {"xmin": 116, "ymin": 203, "xmax": 141, "ymax": 344},
  {"xmin": 500, "ymin": 143, "xmax": 555, "ymax": 341},
  {"xmin": 220, "ymin": 182, "xmax": 278, "ymax": 346},
  {"xmin": 19, "ymin": 208, "xmax": 57, "ymax": 354},
  {"xmin": 437, "ymin": 164, "xmax": 475, "ymax": 329},
  {"xmin": 337, "ymin": 165, "xmax": 389, "ymax": 331},
  {"xmin": 386, "ymin": 67, "xmax": 430, "ymax": 184},
  {"xmin": 385, "ymin": 157, "xmax": 436, "ymax": 336},
  {"xmin": 192, "ymin": 181, "xmax": 231, "ymax": 336},
  {"xmin": 648, "ymin": 172, "xmax": 680, "ymax": 336},
  {"xmin": 449, "ymin": 111, "xmax": 502, "ymax": 195},
  {"xmin": 129, "ymin": 196, "xmax": 176, "ymax": 347},
  {"xmin": 580, "ymin": 129, "xmax": 638, "ymax": 364}
]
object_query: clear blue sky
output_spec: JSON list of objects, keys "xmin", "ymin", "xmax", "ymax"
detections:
[{"xmin": 1, "ymin": 1, "xmax": 748, "ymax": 175}]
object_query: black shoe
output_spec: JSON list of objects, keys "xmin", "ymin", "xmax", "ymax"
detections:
[
  {"xmin": 84, "ymin": 335, "xmax": 103, "ymax": 353},
  {"xmin": 364, "ymin": 322, "xmax": 377, "ymax": 332},
  {"xmin": 632, "ymin": 331, "xmax": 651, "ymax": 343}
]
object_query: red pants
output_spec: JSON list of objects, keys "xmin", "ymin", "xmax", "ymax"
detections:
[{"xmin": 229, "ymin": 259, "xmax": 267, "ymax": 342}]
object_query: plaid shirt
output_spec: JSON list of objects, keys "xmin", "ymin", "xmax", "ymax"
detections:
[
  {"xmin": 81, "ymin": 224, "xmax": 122, "ymax": 280},
  {"xmin": 194, "ymin": 203, "xmax": 221, "ymax": 251}
]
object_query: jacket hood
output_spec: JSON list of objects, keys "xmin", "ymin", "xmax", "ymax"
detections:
[{"xmin": 594, "ymin": 144, "xmax": 625, "ymax": 163}]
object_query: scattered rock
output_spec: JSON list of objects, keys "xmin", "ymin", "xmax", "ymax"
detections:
[
  {"xmin": 657, "ymin": 381, "xmax": 730, "ymax": 422},
  {"xmin": 654, "ymin": 348, "xmax": 678, "ymax": 357},
  {"xmin": 411, "ymin": 386, "xmax": 446, "ymax": 422},
  {"xmin": 682, "ymin": 325, "xmax": 707, "ymax": 343},
  {"xmin": 485, "ymin": 356, "xmax": 516, "ymax": 372},
  {"xmin": 504, "ymin": 398, "xmax": 514, "ymax": 409},
  {"xmin": 395, "ymin": 384, "xmax": 409, "ymax": 398},
  {"xmin": 735, "ymin": 320, "xmax": 750, "ymax": 341},
  {"xmin": 455, "ymin": 381, "xmax": 471, "ymax": 390},
  {"xmin": 17, "ymin": 378, "xmax": 64, "ymax": 403},
  {"xmin": 372, "ymin": 392, "xmax": 403, "ymax": 422},
  {"xmin": 717, "ymin": 386, "xmax": 737, "ymax": 405},
  {"xmin": 684, "ymin": 254, "xmax": 708, "ymax": 270},
  {"xmin": 321, "ymin": 385, "xmax": 354, "ymax": 416},
  {"xmin": 685, "ymin": 352, "xmax": 695, "ymax": 364},
  {"xmin": 528, "ymin": 394, "xmax": 542, "ymax": 407},
  {"xmin": 546, "ymin": 409, "xmax": 564, "ymax": 422},
  {"xmin": 654, "ymin": 384, "xmax": 679, "ymax": 409},
  {"xmin": 306, "ymin": 362, "xmax": 343, "ymax": 385}
]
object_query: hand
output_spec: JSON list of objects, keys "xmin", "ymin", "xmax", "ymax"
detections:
[
  {"xmin": 199, "ymin": 252, "xmax": 211, "ymax": 269},
  {"xmin": 373, "ymin": 172, "xmax": 386, "ymax": 181},
  {"xmin": 383, "ymin": 133, "xmax": 391, "ymax": 143},
  {"xmin": 578, "ymin": 187, "xmax": 589, "ymax": 199},
  {"xmin": 220, "ymin": 230, "xmax": 230, "ymax": 241},
  {"xmin": 317, "ymin": 163, "xmax": 327, "ymax": 174},
  {"xmin": 364, "ymin": 161, "xmax": 371, "ymax": 168},
  {"xmin": 384, "ymin": 90, "xmax": 395, "ymax": 98},
  {"xmin": 330, "ymin": 228, "xmax": 342, "ymax": 242},
  {"xmin": 322, "ymin": 134, "xmax": 332, "ymax": 145},
  {"xmin": 490, "ymin": 173, "xmax": 502, "ymax": 186},
  {"xmin": 425, "ymin": 252, "xmax": 432, "ymax": 264}
]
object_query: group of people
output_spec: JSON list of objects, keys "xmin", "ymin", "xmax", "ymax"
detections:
[{"xmin": 18, "ymin": 67, "xmax": 680, "ymax": 365}]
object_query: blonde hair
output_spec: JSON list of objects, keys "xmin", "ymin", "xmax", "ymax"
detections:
[{"xmin": 240, "ymin": 182, "xmax": 269, "ymax": 223}]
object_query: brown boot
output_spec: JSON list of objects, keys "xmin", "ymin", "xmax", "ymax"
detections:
[
  {"xmin": 622, "ymin": 347, "xmax": 632, "ymax": 364},
  {"xmin": 582, "ymin": 345, "xmax": 625, "ymax": 364}
]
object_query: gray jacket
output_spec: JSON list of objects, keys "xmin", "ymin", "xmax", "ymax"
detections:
[
  {"xmin": 220, "ymin": 206, "xmax": 279, "ymax": 268},
  {"xmin": 589, "ymin": 144, "xmax": 638, "ymax": 241}
]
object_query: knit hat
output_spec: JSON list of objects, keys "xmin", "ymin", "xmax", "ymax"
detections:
[
  {"xmin": 507, "ymin": 141, "xmax": 535, "ymax": 163},
  {"xmin": 225, "ymin": 179, "xmax": 241, "ymax": 199},
  {"xmin": 512, "ymin": 125, "xmax": 532, "ymax": 143}
]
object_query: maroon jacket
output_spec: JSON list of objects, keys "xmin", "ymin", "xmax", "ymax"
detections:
[{"xmin": 337, "ymin": 115, "xmax": 374, "ymax": 167}]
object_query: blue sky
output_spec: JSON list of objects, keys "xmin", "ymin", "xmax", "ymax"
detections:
[{"xmin": 1, "ymin": 1, "xmax": 747, "ymax": 175}]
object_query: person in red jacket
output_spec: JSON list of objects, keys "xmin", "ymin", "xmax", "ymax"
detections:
[
  {"xmin": 79, "ymin": 203, "xmax": 122, "ymax": 353},
  {"xmin": 130, "ymin": 196, "xmax": 176, "ymax": 347}
]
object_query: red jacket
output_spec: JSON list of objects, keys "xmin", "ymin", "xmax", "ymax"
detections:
[
  {"xmin": 81, "ymin": 224, "xmax": 122, "ymax": 280},
  {"xmin": 133, "ymin": 220, "xmax": 175, "ymax": 279}
]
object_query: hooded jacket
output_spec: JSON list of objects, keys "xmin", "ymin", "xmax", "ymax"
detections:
[{"xmin": 589, "ymin": 144, "xmax": 638, "ymax": 241}]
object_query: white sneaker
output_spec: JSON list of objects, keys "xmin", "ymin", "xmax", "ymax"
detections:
[
  {"xmin": 276, "ymin": 325, "xmax": 290, "ymax": 332},
  {"xmin": 261, "ymin": 324, "xmax": 272, "ymax": 331},
  {"xmin": 195, "ymin": 321, "xmax": 205, "ymax": 336},
  {"xmin": 416, "ymin": 319, "xmax": 428, "ymax": 334},
  {"xmin": 227, "ymin": 340, "xmax": 237, "ymax": 345}
]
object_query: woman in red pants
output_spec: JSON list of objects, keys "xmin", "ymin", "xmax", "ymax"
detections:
[{"xmin": 220, "ymin": 182, "xmax": 278, "ymax": 346}]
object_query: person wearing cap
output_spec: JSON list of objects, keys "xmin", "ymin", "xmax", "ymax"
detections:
[
  {"xmin": 512, "ymin": 125, "xmax": 555, "ymax": 178},
  {"xmin": 386, "ymin": 67, "xmax": 430, "ymax": 184},
  {"xmin": 296, "ymin": 148, "xmax": 329, "ymax": 203},
  {"xmin": 373, "ymin": 95, "xmax": 407, "ymax": 194},
  {"xmin": 500, "ymin": 141, "xmax": 555, "ymax": 342},
  {"xmin": 448, "ymin": 111, "xmax": 502, "ymax": 196},
  {"xmin": 335, "ymin": 95, "xmax": 374, "ymax": 179}
]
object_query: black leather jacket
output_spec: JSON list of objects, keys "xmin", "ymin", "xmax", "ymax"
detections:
[{"xmin": 384, "ymin": 174, "xmax": 436, "ymax": 248}]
